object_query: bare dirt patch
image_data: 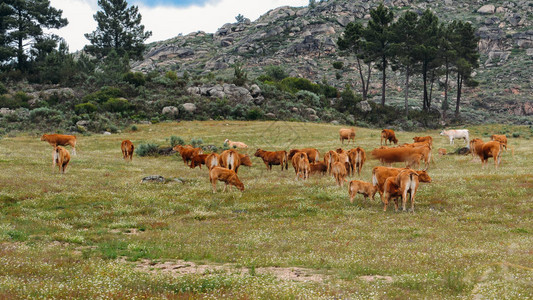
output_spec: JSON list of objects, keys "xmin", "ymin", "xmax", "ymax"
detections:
[{"xmin": 129, "ymin": 258, "xmax": 327, "ymax": 283}]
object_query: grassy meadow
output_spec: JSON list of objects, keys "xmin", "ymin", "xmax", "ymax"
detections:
[{"xmin": 0, "ymin": 121, "xmax": 532, "ymax": 299}]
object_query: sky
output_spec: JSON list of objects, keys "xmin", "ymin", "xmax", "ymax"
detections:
[{"xmin": 48, "ymin": 0, "xmax": 309, "ymax": 52}]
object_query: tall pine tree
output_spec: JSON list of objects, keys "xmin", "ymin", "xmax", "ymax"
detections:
[
  {"xmin": 84, "ymin": 0, "xmax": 152, "ymax": 60},
  {"xmin": 0, "ymin": 0, "xmax": 67, "ymax": 70}
]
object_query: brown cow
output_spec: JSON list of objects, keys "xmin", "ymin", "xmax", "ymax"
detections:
[
  {"xmin": 205, "ymin": 153, "xmax": 221, "ymax": 170},
  {"xmin": 383, "ymin": 169, "xmax": 420, "ymax": 212},
  {"xmin": 209, "ymin": 166, "xmax": 244, "ymax": 193},
  {"xmin": 309, "ymin": 161, "xmax": 327, "ymax": 175},
  {"xmin": 121, "ymin": 140, "xmax": 134, "ymax": 161},
  {"xmin": 438, "ymin": 148, "xmax": 447, "ymax": 156},
  {"xmin": 480, "ymin": 141, "xmax": 503, "ymax": 168},
  {"xmin": 401, "ymin": 144, "xmax": 432, "ymax": 169},
  {"xmin": 331, "ymin": 161, "xmax": 348, "ymax": 187},
  {"xmin": 336, "ymin": 148, "xmax": 352, "ymax": 176},
  {"xmin": 53, "ymin": 146, "xmax": 70, "ymax": 174},
  {"xmin": 291, "ymin": 151, "xmax": 305, "ymax": 175},
  {"xmin": 220, "ymin": 149, "xmax": 252, "ymax": 173},
  {"xmin": 190, "ymin": 153, "xmax": 209, "ymax": 169},
  {"xmin": 372, "ymin": 166, "xmax": 431, "ymax": 203},
  {"xmin": 254, "ymin": 149, "xmax": 288, "ymax": 171},
  {"xmin": 288, "ymin": 148, "xmax": 320, "ymax": 163},
  {"xmin": 412, "ymin": 136, "xmax": 433, "ymax": 147},
  {"xmin": 296, "ymin": 152, "xmax": 310, "ymax": 180},
  {"xmin": 381, "ymin": 129, "xmax": 398, "ymax": 145},
  {"xmin": 348, "ymin": 180, "xmax": 377, "ymax": 203},
  {"xmin": 490, "ymin": 134, "xmax": 508, "ymax": 150},
  {"xmin": 41, "ymin": 134, "xmax": 77, "ymax": 155},
  {"xmin": 347, "ymin": 147, "xmax": 366, "ymax": 176},
  {"xmin": 339, "ymin": 128, "xmax": 356, "ymax": 144},
  {"xmin": 469, "ymin": 138, "xmax": 484, "ymax": 161},
  {"xmin": 324, "ymin": 150, "xmax": 339, "ymax": 175},
  {"xmin": 371, "ymin": 146, "xmax": 428, "ymax": 169},
  {"xmin": 173, "ymin": 145, "xmax": 203, "ymax": 166}
]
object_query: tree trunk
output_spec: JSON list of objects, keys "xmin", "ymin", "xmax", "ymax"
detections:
[
  {"xmin": 381, "ymin": 55, "xmax": 386, "ymax": 106},
  {"xmin": 404, "ymin": 65, "xmax": 410, "ymax": 119},
  {"xmin": 16, "ymin": 9, "xmax": 25, "ymax": 70},
  {"xmin": 422, "ymin": 62, "xmax": 428, "ymax": 111},
  {"xmin": 428, "ymin": 70, "xmax": 435, "ymax": 110},
  {"xmin": 356, "ymin": 57, "xmax": 367, "ymax": 100},
  {"xmin": 455, "ymin": 75, "xmax": 462, "ymax": 118},
  {"xmin": 443, "ymin": 60, "xmax": 449, "ymax": 120}
]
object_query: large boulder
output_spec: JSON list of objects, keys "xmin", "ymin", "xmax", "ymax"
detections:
[
  {"xmin": 162, "ymin": 106, "xmax": 179, "ymax": 116},
  {"xmin": 182, "ymin": 103, "xmax": 197, "ymax": 113},
  {"xmin": 477, "ymin": 4, "xmax": 495, "ymax": 14},
  {"xmin": 249, "ymin": 84, "xmax": 262, "ymax": 97},
  {"xmin": 356, "ymin": 101, "xmax": 372, "ymax": 112}
]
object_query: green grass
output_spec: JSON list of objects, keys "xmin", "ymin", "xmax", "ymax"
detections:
[{"xmin": 0, "ymin": 121, "xmax": 532, "ymax": 298}]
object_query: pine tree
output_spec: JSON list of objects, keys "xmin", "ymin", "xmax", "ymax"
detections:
[
  {"xmin": 365, "ymin": 4, "xmax": 394, "ymax": 106},
  {"xmin": 337, "ymin": 22, "xmax": 372, "ymax": 101},
  {"xmin": 391, "ymin": 11, "xmax": 419, "ymax": 118},
  {"xmin": 0, "ymin": 0, "xmax": 67, "ymax": 70},
  {"xmin": 84, "ymin": 0, "xmax": 152, "ymax": 60}
]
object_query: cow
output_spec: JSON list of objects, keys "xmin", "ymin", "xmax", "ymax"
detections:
[
  {"xmin": 490, "ymin": 134, "xmax": 508, "ymax": 150},
  {"xmin": 190, "ymin": 153, "xmax": 209, "ymax": 169},
  {"xmin": 347, "ymin": 147, "xmax": 366, "ymax": 176},
  {"xmin": 412, "ymin": 136, "xmax": 433, "ymax": 147},
  {"xmin": 295, "ymin": 152, "xmax": 310, "ymax": 180},
  {"xmin": 383, "ymin": 169, "xmax": 420, "ymax": 212},
  {"xmin": 53, "ymin": 146, "xmax": 70, "ymax": 174},
  {"xmin": 437, "ymin": 148, "xmax": 447, "ymax": 156},
  {"xmin": 224, "ymin": 139, "xmax": 248, "ymax": 149},
  {"xmin": 254, "ymin": 149, "xmax": 288, "ymax": 171},
  {"xmin": 205, "ymin": 153, "xmax": 221, "ymax": 170},
  {"xmin": 309, "ymin": 161, "xmax": 327, "ymax": 175},
  {"xmin": 440, "ymin": 129, "xmax": 469, "ymax": 145},
  {"xmin": 290, "ymin": 151, "xmax": 305, "ymax": 176},
  {"xmin": 121, "ymin": 140, "xmax": 134, "ymax": 161},
  {"xmin": 336, "ymin": 148, "xmax": 352, "ymax": 176},
  {"xmin": 371, "ymin": 146, "xmax": 430, "ymax": 169},
  {"xmin": 173, "ymin": 145, "xmax": 203, "ymax": 166},
  {"xmin": 324, "ymin": 150, "xmax": 339, "ymax": 175},
  {"xmin": 288, "ymin": 148, "xmax": 320, "ymax": 163},
  {"xmin": 469, "ymin": 138, "xmax": 484, "ymax": 161},
  {"xmin": 401, "ymin": 144, "xmax": 432, "ymax": 169},
  {"xmin": 372, "ymin": 166, "xmax": 431, "ymax": 203},
  {"xmin": 209, "ymin": 166, "xmax": 244, "ymax": 193},
  {"xmin": 339, "ymin": 128, "xmax": 356, "ymax": 144},
  {"xmin": 41, "ymin": 134, "xmax": 77, "ymax": 155},
  {"xmin": 348, "ymin": 180, "xmax": 378, "ymax": 203},
  {"xmin": 381, "ymin": 129, "xmax": 398, "ymax": 145},
  {"xmin": 220, "ymin": 149, "xmax": 252, "ymax": 173},
  {"xmin": 331, "ymin": 161, "xmax": 348, "ymax": 187},
  {"xmin": 480, "ymin": 141, "xmax": 503, "ymax": 168}
]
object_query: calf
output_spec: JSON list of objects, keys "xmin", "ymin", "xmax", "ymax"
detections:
[
  {"xmin": 309, "ymin": 161, "xmax": 327, "ymax": 175},
  {"xmin": 339, "ymin": 128, "xmax": 356, "ymax": 144},
  {"xmin": 437, "ymin": 148, "xmax": 447, "ymax": 156},
  {"xmin": 412, "ymin": 136, "xmax": 433, "ymax": 147},
  {"xmin": 324, "ymin": 150, "xmax": 339, "ymax": 175},
  {"xmin": 205, "ymin": 153, "xmax": 221, "ymax": 170},
  {"xmin": 331, "ymin": 161, "xmax": 348, "ymax": 187},
  {"xmin": 121, "ymin": 140, "xmax": 134, "ymax": 161},
  {"xmin": 288, "ymin": 148, "xmax": 320, "ymax": 163},
  {"xmin": 41, "ymin": 134, "xmax": 77, "ymax": 155},
  {"xmin": 469, "ymin": 138, "xmax": 484, "ymax": 161},
  {"xmin": 173, "ymin": 145, "xmax": 202, "ymax": 166},
  {"xmin": 296, "ymin": 152, "xmax": 310, "ymax": 180},
  {"xmin": 383, "ymin": 169, "xmax": 420, "ymax": 212},
  {"xmin": 254, "ymin": 149, "xmax": 288, "ymax": 171},
  {"xmin": 348, "ymin": 180, "xmax": 377, "ymax": 203},
  {"xmin": 347, "ymin": 147, "xmax": 366, "ymax": 176},
  {"xmin": 190, "ymin": 153, "xmax": 209, "ymax": 169},
  {"xmin": 224, "ymin": 139, "xmax": 248, "ymax": 149},
  {"xmin": 209, "ymin": 166, "xmax": 244, "ymax": 193},
  {"xmin": 381, "ymin": 129, "xmax": 398, "ymax": 145},
  {"xmin": 480, "ymin": 141, "xmax": 503, "ymax": 168},
  {"xmin": 440, "ymin": 129, "xmax": 469, "ymax": 145},
  {"xmin": 490, "ymin": 134, "xmax": 507, "ymax": 150},
  {"xmin": 53, "ymin": 146, "xmax": 70, "ymax": 174}
]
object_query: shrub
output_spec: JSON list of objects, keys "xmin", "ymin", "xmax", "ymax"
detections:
[
  {"xmin": 131, "ymin": 125, "xmax": 138, "ymax": 131},
  {"xmin": 74, "ymin": 102, "xmax": 98, "ymax": 114},
  {"xmin": 123, "ymin": 72, "xmax": 146, "ymax": 87},
  {"xmin": 82, "ymin": 87, "xmax": 124, "ymax": 104},
  {"xmin": 0, "ymin": 82, "xmax": 7, "ymax": 94},
  {"xmin": 296, "ymin": 90, "xmax": 321, "ymax": 107},
  {"xmin": 165, "ymin": 71, "xmax": 178, "ymax": 81},
  {"xmin": 190, "ymin": 138, "xmax": 203, "ymax": 148},
  {"xmin": 280, "ymin": 77, "xmax": 320, "ymax": 94},
  {"xmin": 135, "ymin": 143, "xmax": 159, "ymax": 157},
  {"xmin": 332, "ymin": 61, "xmax": 344, "ymax": 70},
  {"xmin": 103, "ymin": 98, "xmax": 130, "ymax": 113},
  {"xmin": 264, "ymin": 65, "xmax": 288, "ymax": 81},
  {"xmin": 246, "ymin": 108, "xmax": 263, "ymax": 120},
  {"xmin": 170, "ymin": 136, "xmax": 185, "ymax": 147},
  {"xmin": 29, "ymin": 107, "xmax": 63, "ymax": 124}
]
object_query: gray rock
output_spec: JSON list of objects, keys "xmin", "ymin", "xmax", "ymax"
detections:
[
  {"xmin": 0, "ymin": 108, "xmax": 15, "ymax": 115},
  {"xmin": 526, "ymin": 48, "xmax": 533, "ymax": 56},
  {"xmin": 162, "ymin": 106, "xmax": 179, "ymax": 116},
  {"xmin": 265, "ymin": 113, "xmax": 276, "ymax": 119},
  {"xmin": 331, "ymin": 120, "xmax": 340, "ymax": 125},
  {"xmin": 304, "ymin": 108, "xmax": 316, "ymax": 115},
  {"xmin": 250, "ymin": 84, "xmax": 261, "ymax": 97},
  {"xmin": 291, "ymin": 107, "xmax": 299, "ymax": 113},
  {"xmin": 309, "ymin": 114, "xmax": 320, "ymax": 121},
  {"xmin": 356, "ymin": 101, "xmax": 372, "ymax": 112},
  {"xmin": 103, "ymin": 131, "xmax": 112, "ymax": 135},
  {"xmin": 478, "ymin": 4, "xmax": 495, "ymax": 14},
  {"xmin": 253, "ymin": 96, "xmax": 265, "ymax": 105},
  {"xmin": 141, "ymin": 175, "xmax": 165, "ymax": 183},
  {"xmin": 182, "ymin": 103, "xmax": 197, "ymax": 113},
  {"xmin": 76, "ymin": 120, "xmax": 90, "ymax": 127}
]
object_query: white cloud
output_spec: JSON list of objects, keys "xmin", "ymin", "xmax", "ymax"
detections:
[{"xmin": 48, "ymin": 0, "xmax": 308, "ymax": 52}]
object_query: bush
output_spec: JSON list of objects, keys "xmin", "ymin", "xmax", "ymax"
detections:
[
  {"xmin": 0, "ymin": 82, "xmax": 7, "ymax": 94},
  {"xmin": 165, "ymin": 71, "xmax": 178, "ymax": 81},
  {"xmin": 280, "ymin": 77, "xmax": 320, "ymax": 94},
  {"xmin": 29, "ymin": 107, "xmax": 63, "ymax": 124},
  {"xmin": 296, "ymin": 90, "xmax": 321, "ymax": 107},
  {"xmin": 135, "ymin": 143, "xmax": 159, "ymax": 157},
  {"xmin": 103, "ymin": 98, "xmax": 130, "ymax": 113},
  {"xmin": 170, "ymin": 136, "xmax": 185, "ymax": 147},
  {"xmin": 332, "ymin": 61, "xmax": 344, "ymax": 70},
  {"xmin": 131, "ymin": 125, "xmax": 138, "ymax": 131},
  {"xmin": 246, "ymin": 108, "xmax": 263, "ymax": 120},
  {"xmin": 264, "ymin": 65, "xmax": 288, "ymax": 81},
  {"xmin": 190, "ymin": 138, "xmax": 203, "ymax": 148},
  {"xmin": 82, "ymin": 87, "xmax": 124, "ymax": 104},
  {"xmin": 123, "ymin": 72, "xmax": 146, "ymax": 87},
  {"xmin": 74, "ymin": 102, "xmax": 98, "ymax": 114}
]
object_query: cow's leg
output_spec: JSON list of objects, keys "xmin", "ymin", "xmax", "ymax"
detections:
[
  {"xmin": 211, "ymin": 179, "xmax": 217, "ymax": 193},
  {"xmin": 402, "ymin": 188, "xmax": 408, "ymax": 211}
]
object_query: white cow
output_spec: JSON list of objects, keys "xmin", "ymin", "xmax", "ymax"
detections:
[{"xmin": 440, "ymin": 129, "xmax": 469, "ymax": 145}]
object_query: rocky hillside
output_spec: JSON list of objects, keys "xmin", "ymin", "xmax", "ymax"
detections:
[{"xmin": 132, "ymin": 0, "xmax": 532, "ymax": 124}]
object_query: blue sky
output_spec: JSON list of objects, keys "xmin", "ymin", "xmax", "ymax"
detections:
[{"xmin": 48, "ymin": 0, "xmax": 308, "ymax": 52}]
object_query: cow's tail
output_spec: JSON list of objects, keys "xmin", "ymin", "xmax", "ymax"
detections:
[
  {"xmin": 372, "ymin": 170, "xmax": 377, "ymax": 186},
  {"xmin": 227, "ymin": 152, "xmax": 234, "ymax": 170},
  {"xmin": 314, "ymin": 150, "xmax": 319, "ymax": 163},
  {"xmin": 284, "ymin": 152, "xmax": 288, "ymax": 170}
]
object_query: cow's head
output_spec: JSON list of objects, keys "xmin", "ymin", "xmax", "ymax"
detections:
[
  {"xmin": 417, "ymin": 170, "xmax": 432, "ymax": 183},
  {"xmin": 254, "ymin": 149, "xmax": 262, "ymax": 157},
  {"xmin": 40, "ymin": 134, "xmax": 47, "ymax": 141},
  {"xmin": 439, "ymin": 130, "xmax": 446, "ymax": 136}
]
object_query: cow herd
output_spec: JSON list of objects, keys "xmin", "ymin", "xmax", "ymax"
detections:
[{"xmin": 40, "ymin": 126, "xmax": 511, "ymax": 212}]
